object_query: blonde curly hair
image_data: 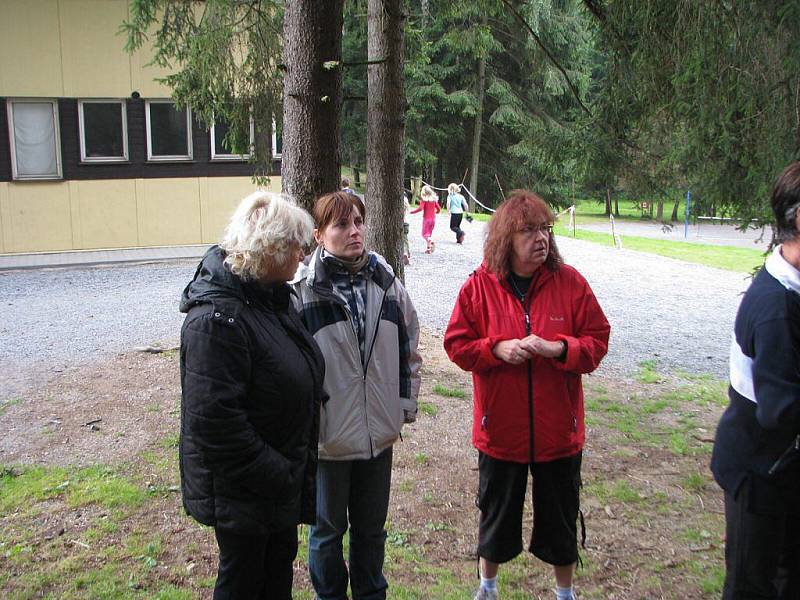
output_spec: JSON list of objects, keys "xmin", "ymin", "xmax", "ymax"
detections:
[{"xmin": 220, "ymin": 191, "xmax": 314, "ymax": 281}]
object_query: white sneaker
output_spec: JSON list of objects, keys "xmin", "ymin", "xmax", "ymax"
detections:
[{"xmin": 473, "ymin": 588, "xmax": 498, "ymax": 600}]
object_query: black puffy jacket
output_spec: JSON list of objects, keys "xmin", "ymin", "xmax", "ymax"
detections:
[{"xmin": 179, "ymin": 246, "xmax": 325, "ymax": 534}]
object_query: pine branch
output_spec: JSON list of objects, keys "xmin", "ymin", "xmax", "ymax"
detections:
[{"xmin": 498, "ymin": 0, "xmax": 592, "ymax": 117}]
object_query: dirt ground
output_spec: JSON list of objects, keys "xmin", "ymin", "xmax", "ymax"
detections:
[{"xmin": 0, "ymin": 329, "xmax": 727, "ymax": 599}]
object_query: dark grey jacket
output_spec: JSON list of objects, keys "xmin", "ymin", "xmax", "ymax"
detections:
[{"xmin": 179, "ymin": 246, "xmax": 326, "ymax": 534}]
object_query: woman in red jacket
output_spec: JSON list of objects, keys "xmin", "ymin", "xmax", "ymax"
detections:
[
  {"xmin": 410, "ymin": 184, "xmax": 441, "ymax": 253},
  {"xmin": 444, "ymin": 190, "xmax": 610, "ymax": 600}
]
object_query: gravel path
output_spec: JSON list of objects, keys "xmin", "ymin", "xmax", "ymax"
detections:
[{"xmin": 1, "ymin": 212, "xmax": 750, "ymax": 398}]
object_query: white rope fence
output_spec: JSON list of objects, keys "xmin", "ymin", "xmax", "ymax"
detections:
[{"xmin": 420, "ymin": 180, "xmax": 497, "ymax": 213}]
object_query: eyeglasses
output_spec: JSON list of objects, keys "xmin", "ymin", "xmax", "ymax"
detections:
[{"xmin": 518, "ymin": 224, "xmax": 554, "ymax": 236}]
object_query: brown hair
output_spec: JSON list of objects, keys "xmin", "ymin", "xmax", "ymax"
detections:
[
  {"xmin": 313, "ymin": 191, "xmax": 366, "ymax": 232},
  {"xmin": 483, "ymin": 189, "xmax": 563, "ymax": 278},
  {"xmin": 771, "ymin": 161, "xmax": 800, "ymax": 243}
]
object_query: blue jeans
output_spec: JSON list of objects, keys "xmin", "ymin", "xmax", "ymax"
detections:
[{"xmin": 309, "ymin": 447, "xmax": 393, "ymax": 600}]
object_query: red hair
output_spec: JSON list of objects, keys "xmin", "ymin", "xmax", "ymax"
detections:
[{"xmin": 483, "ymin": 189, "xmax": 563, "ymax": 278}]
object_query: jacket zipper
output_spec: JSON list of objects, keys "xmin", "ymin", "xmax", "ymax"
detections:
[
  {"xmin": 361, "ymin": 277, "xmax": 393, "ymax": 456},
  {"xmin": 524, "ymin": 308, "xmax": 534, "ymax": 463},
  {"xmin": 312, "ymin": 279, "xmax": 372, "ymax": 455},
  {"xmin": 768, "ymin": 434, "xmax": 800, "ymax": 475},
  {"xmin": 511, "ymin": 280, "xmax": 534, "ymax": 464},
  {"xmin": 344, "ymin": 274, "xmax": 376, "ymax": 458}
]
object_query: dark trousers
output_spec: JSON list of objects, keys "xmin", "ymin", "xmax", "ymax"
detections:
[
  {"xmin": 723, "ymin": 487, "xmax": 800, "ymax": 599},
  {"xmin": 449, "ymin": 213, "xmax": 464, "ymax": 240},
  {"xmin": 213, "ymin": 526, "xmax": 298, "ymax": 600},
  {"xmin": 309, "ymin": 448, "xmax": 393, "ymax": 600}
]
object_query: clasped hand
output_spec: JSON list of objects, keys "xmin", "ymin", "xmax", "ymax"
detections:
[{"xmin": 492, "ymin": 335, "xmax": 563, "ymax": 365}]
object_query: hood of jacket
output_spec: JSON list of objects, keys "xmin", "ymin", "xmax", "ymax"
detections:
[{"xmin": 180, "ymin": 245, "xmax": 291, "ymax": 316}]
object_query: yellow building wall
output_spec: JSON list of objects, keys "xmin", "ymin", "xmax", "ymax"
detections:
[
  {"xmin": 200, "ymin": 177, "xmax": 281, "ymax": 244},
  {"xmin": 0, "ymin": 0, "xmax": 171, "ymax": 98},
  {"xmin": 0, "ymin": 177, "xmax": 282, "ymax": 253},
  {"xmin": 1, "ymin": 182, "xmax": 74, "ymax": 252},
  {"xmin": 60, "ymin": 0, "xmax": 131, "ymax": 98},
  {"xmin": 0, "ymin": 0, "xmax": 64, "ymax": 97},
  {"xmin": 71, "ymin": 179, "xmax": 139, "ymax": 249},
  {"xmin": 136, "ymin": 178, "xmax": 202, "ymax": 247}
]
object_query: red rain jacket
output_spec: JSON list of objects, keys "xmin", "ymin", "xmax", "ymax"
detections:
[{"xmin": 444, "ymin": 263, "xmax": 610, "ymax": 463}]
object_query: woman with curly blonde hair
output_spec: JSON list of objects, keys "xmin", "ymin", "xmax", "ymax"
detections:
[{"xmin": 179, "ymin": 190, "xmax": 326, "ymax": 599}]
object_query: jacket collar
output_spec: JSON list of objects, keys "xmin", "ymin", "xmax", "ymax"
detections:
[
  {"xmin": 477, "ymin": 262, "xmax": 556, "ymax": 297},
  {"xmin": 765, "ymin": 244, "xmax": 800, "ymax": 294},
  {"xmin": 292, "ymin": 246, "xmax": 396, "ymax": 292}
]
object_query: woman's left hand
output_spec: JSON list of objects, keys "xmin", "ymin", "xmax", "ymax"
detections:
[{"xmin": 520, "ymin": 334, "xmax": 565, "ymax": 359}]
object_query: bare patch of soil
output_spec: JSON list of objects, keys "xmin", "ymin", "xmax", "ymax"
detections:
[{"xmin": 0, "ymin": 329, "xmax": 727, "ymax": 599}]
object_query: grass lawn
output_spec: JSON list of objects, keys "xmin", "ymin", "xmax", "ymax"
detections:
[
  {"xmin": 552, "ymin": 223, "xmax": 764, "ymax": 273},
  {"xmin": 467, "ymin": 200, "xmax": 764, "ymax": 274},
  {"xmin": 0, "ymin": 338, "xmax": 729, "ymax": 599}
]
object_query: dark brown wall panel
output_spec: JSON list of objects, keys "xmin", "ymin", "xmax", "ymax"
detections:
[
  {"xmin": 0, "ymin": 97, "xmax": 280, "ymax": 182},
  {"xmin": 0, "ymin": 98, "xmax": 10, "ymax": 181}
]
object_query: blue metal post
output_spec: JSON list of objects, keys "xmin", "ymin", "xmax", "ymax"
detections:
[{"xmin": 684, "ymin": 190, "xmax": 692, "ymax": 239}]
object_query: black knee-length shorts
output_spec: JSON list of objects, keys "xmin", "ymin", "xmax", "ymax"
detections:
[{"xmin": 476, "ymin": 451, "xmax": 582, "ymax": 566}]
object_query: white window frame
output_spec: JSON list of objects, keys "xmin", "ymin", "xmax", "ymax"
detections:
[
  {"xmin": 77, "ymin": 99, "xmax": 129, "ymax": 163},
  {"xmin": 6, "ymin": 98, "xmax": 63, "ymax": 180},
  {"xmin": 145, "ymin": 100, "xmax": 193, "ymax": 162},
  {"xmin": 272, "ymin": 119, "xmax": 282, "ymax": 159},
  {"xmin": 210, "ymin": 115, "xmax": 255, "ymax": 161}
]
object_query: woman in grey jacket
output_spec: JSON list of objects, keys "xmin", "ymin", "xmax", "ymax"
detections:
[{"xmin": 291, "ymin": 191, "xmax": 422, "ymax": 600}]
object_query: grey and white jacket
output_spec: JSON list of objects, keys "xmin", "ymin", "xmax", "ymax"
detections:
[{"xmin": 291, "ymin": 247, "xmax": 422, "ymax": 461}]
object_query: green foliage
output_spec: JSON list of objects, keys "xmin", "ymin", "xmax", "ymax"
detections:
[
  {"xmin": 587, "ymin": 1, "xmax": 800, "ymax": 222},
  {"xmin": 123, "ymin": 0, "xmax": 283, "ymax": 177},
  {"xmin": 0, "ymin": 397, "xmax": 22, "ymax": 417},
  {"xmin": 636, "ymin": 360, "xmax": 662, "ymax": 384},
  {"xmin": 0, "ymin": 464, "xmax": 147, "ymax": 515},
  {"xmin": 431, "ymin": 384, "xmax": 467, "ymax": 399},
  {"xmin": 418, "ymin": 401, "xmax": 439, "ymax": 416}
]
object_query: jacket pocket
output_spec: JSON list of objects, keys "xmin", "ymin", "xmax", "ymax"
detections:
[
  {"xmin": 318, "ymin": 380, "xmax": 369, "ymax": 457},
  {"xmin": 366, "ymin": 379, "xmax": 403, "ymax": 450}
]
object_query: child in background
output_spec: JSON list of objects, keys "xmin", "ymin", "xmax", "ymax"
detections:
[
  {"xmin": 410, "ymin": 185, "xmax": 441, "ymax": 253},
  {"xmin": 447, "ymin": 183, "xmax": 470, "ymax": 244}
]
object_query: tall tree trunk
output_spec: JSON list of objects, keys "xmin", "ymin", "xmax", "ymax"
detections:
[
  {"xmin": 468, "ymin": 14, "xmax": 487, "ymax": 213},
  {"xmin": 604, "ymin": 187, "xmax": 612, "ymax": 216},
  {"xmin": 281, "ymin": 0, "xmax": 344, "ymax": 210},
  {"xmin": 366, "ymin": 0, "xmax": 406, "ymax": 278},
  {"xmin": 656, "ymin": 200, "xmax": 664, "ymax": 221},
  {"xmin": 671, "ymin": 198, "xmax": 680, "ymax": 221}
]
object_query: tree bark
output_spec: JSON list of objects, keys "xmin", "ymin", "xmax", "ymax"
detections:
[
  {"xmin": 656, "ymin": 200, "xmax": 664, "ymax": 221},
  {"xmin": 671, "ymin": 198, "xmax": 680, "ymax": 221},
  {"xmin": 468, "ymin": 14, "xmax": 487, "ymax": 213},
  {"xmin": 605, "ymin": 187, "xmax": 612, "ymax": 216},
  {"xmin": 366, "ymin": 0, "xmax": 406, "ymax": 278},
  {"xmin": 281, "ymin": 0, "xmax": 344, "ymax": 210}
]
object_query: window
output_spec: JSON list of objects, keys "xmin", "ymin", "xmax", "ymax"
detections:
[
  {"xmin": 78, "ymin": 100, "xmax": 128, "ymax": 162},
  {"xmin": 145, "ymin": 101, "xmax": 193, "ymax": 161},
  {"xmin": 6, "ymin": 99, "xmax": 62, "ymax": 180},
  {"xmin": 272, "ymin": 119, "xmax": 282, "ymax": 159},
  {"xmin": 210, "ymin": 115, "xmax": 254, "ymax": 160}
]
